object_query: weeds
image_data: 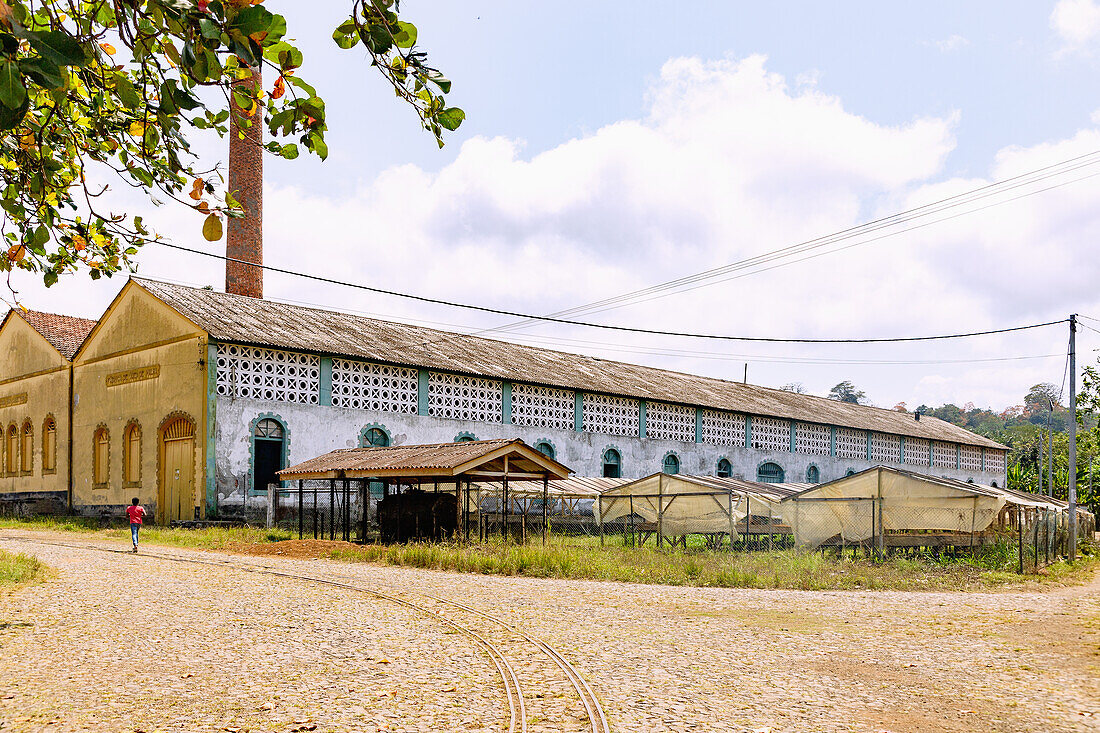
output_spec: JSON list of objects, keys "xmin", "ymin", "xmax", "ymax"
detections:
[{"xmin": 0, "ymin": 549, "xmax": 49, "ymax": 590}]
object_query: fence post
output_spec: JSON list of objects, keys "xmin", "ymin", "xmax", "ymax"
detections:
[
  {"xmin": 657, "ymin": 474, "xmax": 665, "ymax": 549},
  {"xmin": 542, "ymin": 475, "xmax": 548, "ymax": 547},
  {"xmin": 266, "ymin": 483, "xmax": 275, "ymax": 529},
  {"xmin": 629, "ymin": 495, "xmax": 636, "ymax": 547},
  {"xmin": 598, "ymin": 495, "xmax": 604, "ymax": 547},
  {"xmin": 298, "ymin": 480, "xmax": 303, "ymax": 540},
  {"xmin": 727, "ymin": 490, "xmax": 735, "ymax": 552},
  {"xmin": 1018, "ymin": 507, "xmax": 1024, "ymax": 574}
]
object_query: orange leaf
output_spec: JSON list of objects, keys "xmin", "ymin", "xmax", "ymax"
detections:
[
  {"xmin": 99, "ymin": 42, "xmax": 116, "ymax": 55},
  {"xmin": 7, "ymin": 244, "xmax": 25, "ymax": 262},
  {"xmin": 271, "ymin": 76, "xmax": 285, "ymax": 100}
]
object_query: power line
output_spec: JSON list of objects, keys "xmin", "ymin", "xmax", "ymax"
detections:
[{"xmin": 151, "ymin": 241, "xmax": 1068, "ymax": 343}]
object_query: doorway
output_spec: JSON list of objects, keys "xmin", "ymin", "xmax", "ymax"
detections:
[{"xmin": 159, "ymin": 416, "xmax": 196, "ymax": 523}]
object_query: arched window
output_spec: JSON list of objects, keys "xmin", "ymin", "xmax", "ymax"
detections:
[
  {"xmin": 806, "ymin": 465, "xmax": 820, "ymax": 484},
  {"xmin": 454, "ymin": 433, "xmax": 476, "ymax": 443},
  {"xmin": 252, "ymin": 417, "xmax": 286, "ymax": 493},
  {"xmin": 20, "ymin": 421, "xmax": 32, "ymax": 473},
  {"xmin": 716, "ymin": 458, "xmax": 732, "ymax": 478},
  {"xmin": 534, "ymin": 441, "xmax": 555, "ymax": 460},
  {"xmin": 93, "ymin": 427, "xmax": 109, "ymax": 486},
  {"xmin": 991, "ymin": 480, "xmax": 998, "ymax": 488},
  {"xmin": 662, "ymin": 453, "xmax": 680, "ymax": 475},
  {"xmin": 6, "ymin": 425, "xmax": 17, "ymax": 475},
  {"xmin": 42, "ymin": 417, "xmax": 56, "ymax": 473},
  {"xmin": 123, "ymin": 422, "xmax": 142, "ymax": 486},
  {"xmin": 846, "ymin": 469, "xmax": 856, "ymax": 476},
  {"xmin": 361, "ymin": 427, "xmax": 390, "ymax": 447},
  {"xmin": 602, "ymin": 448, "xmax": 621, "ymax": 478},
  {"xmin": 756, "ymin": 462, "xmax": 784, "ymax": 483}
]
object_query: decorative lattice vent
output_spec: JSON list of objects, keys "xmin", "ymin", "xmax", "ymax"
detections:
[
  {"xmin": 582, "ymin": 394, "xmax": 640, "ymax": 437},
  {"xmin": 428, "ymin": 372, "xmax": 502, "ymax": 423},
  {"xmin": 751, "ymin": 416, "xmax": 790, "ymax": 453},
  {"xmin": 795, "ymin": 423, "xmax": 831, "ymax": 456},
  {"xmin": 871, "ymin": 433, "xmax": 901, "ymax": 464},
  {"xmin": 904, "ymin": 437, "xmax": 929, "ymax": 465},
  {"xmin": 701, "ymin": 410, "xmax": 746, "ymax": 447},
  {"xmin": 932, "ymin": 441, "xmax": 956, "ymax": 469},
  {"xmin": 984, "ymin": 449, "xmax": 1005, "ymax": 474},
  {"xmin": 836, "ymin": 427, "xmax": 867, "ymax": 460},
  {"xmin": 960, "ymin": 444, "xmax": 983, "ymax": 472},
  {"xmin": 331, "ymin": 359, "xmax": 418, "ymax": 413},
  {"xmin": 512, "ymin": 384, "xmax": 575, "ymax": 431},
  {"xmin": 646, "ymin": 402, "xmax": 695, "ymax": 442},
  {"xmin": 216, "ymin": 345, "xmax": 319, "ymax": 404}
]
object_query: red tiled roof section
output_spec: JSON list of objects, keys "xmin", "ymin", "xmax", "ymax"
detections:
[
  {"xmin": 133, "ymin": 277, "xmax": 1007, "ymax": 451},
  {"xmin": 17, "ymin": 309, "xmax": 97, "ymax": 360}
]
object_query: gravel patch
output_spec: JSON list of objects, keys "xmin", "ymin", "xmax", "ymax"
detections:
[{"xmin": 1, "ymin": 532, "xmax": 1097, "ymax": 733}]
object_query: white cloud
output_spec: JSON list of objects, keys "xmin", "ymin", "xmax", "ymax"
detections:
[
  {"xmin": 933, "ymin": 34, "xmax": 970, "ymax": 53},
  {"xmin": 12, "ymin": 55, "xmax": 1100, "ymax": 412},
  {"xmin": 1051, "ymin": 0, "xmax": 1100, "ymax": 52}
]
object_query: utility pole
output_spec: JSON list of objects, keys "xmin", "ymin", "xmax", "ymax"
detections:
[
  {"xmin": 1047, "ymin": 400, "xmax": 1054, "ymax": 497},
  {"xmin": 1069, "ymin": 314, "xmax": 1078, "ymax": 561}
]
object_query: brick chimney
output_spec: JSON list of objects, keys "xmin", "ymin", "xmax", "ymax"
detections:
[{"xmin": 225, "ymin": 66, "xmax": 263, "ymax": 298}]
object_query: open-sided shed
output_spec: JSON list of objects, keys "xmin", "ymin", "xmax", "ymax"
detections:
[{"xmin": 277, "ymin": 439, "xmax": 571, "ymax": 542}]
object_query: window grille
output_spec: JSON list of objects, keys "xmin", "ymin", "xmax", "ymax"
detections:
[
  {"xmin": 534, "ymin": 441, "xmax": 555, "ymax": 459},
  {"xmin": 428, "ymin": 372, "xmax": 502, "ymax": 423},
  {"xmin": 716, "ymin": 458, "xmax": 733, "ymax": 478},
  {"xmin": 984, "ymin": 449, "xmax": 1005, "ymax": 473},
  {"xmin": 582, "ymin": 394, "xmax": 640, "ymax": 437},
  {"xmin": 752, "ymin": 416, "xmax": 790, "ymax": 453},
  {"xmin": 806, "ymin": 465, "xmax": 820, "ymax": 483},
  {"xmin": 932, "ymin": 441, "xmax": 956, "ymax": 469},
  {"xmin": 602, "ymin": 448, "xmax": 622, "ymax": 478},
  {"xmin": 757, "ymin": 462, "xmax": 785, "ymax": 483},
  {"xmin": 511, "ymin": 384, "xmax": 575, "ymax": 431},
  {"xmin": 871, "ymin": 433, "xmax": 901, "ymax": 464},
  {"xmin": 215, "ymin": 344, "xmax": 320, "ymax": 405},
  {"xmin": 331, "ymin": 359, "xmax": 417, "ymax": 413},
  {"xmin": 646, "ymin": 402, "xmax": 695, "ymax": 442},
  {"xmin": 361, "ymin": 427, "xmax": 389, "ymax": 447},
  {"xmin": 795, "ymin": 423, "xmax": 831, "ymax": 456},
  {"xmin": 701, "ymin": 409, "xmax": 746, "ymax": 447},
  {"xmin": 662, "ymin": 453, "xmax": 680, "ymax": 475},
  {"xmin": 903, "ymin": 437, "xmax": 929, "ymax": 465},
  {"xmin": 835, "ymin": 428, "xmax": 867, "ymax": 460},
  {"xmin": 960, "ymin": 444, "xmax": 982, "ymax": 472}
]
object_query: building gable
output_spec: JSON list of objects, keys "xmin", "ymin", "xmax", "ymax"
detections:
[
  {"xmin": 0, "ymin": 311, "xmax": 67, "ymax": 381},
  {"xmin": 76, "ymin": 281, "xmax": 206, "ymax": 364}
]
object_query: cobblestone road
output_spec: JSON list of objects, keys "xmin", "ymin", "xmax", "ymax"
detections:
[{"xmin": 1, "ymin": 532, "xmax": 1097, "ymax": 733}]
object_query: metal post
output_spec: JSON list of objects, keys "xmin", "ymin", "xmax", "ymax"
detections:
[
  {"xmin": 1018, "ymin": 507, "xmax": 1024, "ymax": 574},
  {"xmin": 542, "ymin": 474, "xmax": 549, "ymax": 547},
  {"xmin": 329, "ymin": 478, "xmax": 335, "ymax": 541},
  {"xmin": 629, "ymin": 495, "xmax": 636, "ymax": 547},
  {"xmin": 767, "ymin": 502, "xmax": 773, "ymax": 552},
  {"xmin": 727, "ymin": 490, "xmax": 735, "ymax": 552},
  {"xmin": 598, "ymin": 495, "xmax": 604, "ymax": 547},
  {"xmin": 297, "ymin": 479, "xmax": 303, "ymax": 540},
  {"xmin": 312, "ymin": 483, "xmax": 318, "ymax": 540},
  {"xmin": 1068, "ymin": 314, "xmax": 1078, "ymax": 560},
  {"xmin": 657, "ymin": 474, "xmax": 665, "ymax": 548}
]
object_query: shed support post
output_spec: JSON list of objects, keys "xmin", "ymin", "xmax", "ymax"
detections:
[
  {"xmin": 360, "ymin": 480, "xmax": 368, "ymax": 543},
  {"xmin": 629, "ymin": 495, "xmax": 636, "ymax": 547},
  {"xmin": 542, "ymin": 474, "xmax": 548, "ymax": 547},
  {"xmin": 329, "ymin": 478, "xmax": 335, "ymax": 541},
  {"xmin": 297, "ymin": 480, "xmax": 303, "ymax": 540},
  {"xmin": 657, "ymin": 474, "xmax": 665, "ymax": 548},
  {"xmin": 598, "ymin": 495, "xmax": 604, "ymax": 547},
  {"xmin": 727, "ymin": 490, "xmax": 735, "ymax": 552}
]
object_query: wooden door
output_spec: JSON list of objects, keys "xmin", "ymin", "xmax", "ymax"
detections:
[{"xmin": 159, "ymin": 418, "xmax": 195, "ymax": 524}]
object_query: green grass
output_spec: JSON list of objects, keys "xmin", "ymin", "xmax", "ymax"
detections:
[
  {"xmin": 1, "ymin": 516, "xmax": 1095, "ymax": 591},
  {"xmin": 0, "ymin": 549, "xmax": 49, "ymax": 590}
]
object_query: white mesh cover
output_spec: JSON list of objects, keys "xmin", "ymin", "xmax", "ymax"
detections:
[
  {"xmin": 932, "ymin": 441, "xmax": 956, "ymax": 469},
  {"xmin": 795, "ymin": 423, "xmax": 831, "ymax": 456},
  {"xmin": 216, "ymin": 344, "xmax": 319, "ymax": 404},
  {"xmin": 330, "ymin": 359, "xmax": 417, "ymax": 413},
  {"xmin": 646, "ymin": 401, "xmax": 695, "ymax": 442},
  {"xmin": 984, "ymin": 449, "xmax": 1005, "ymax": 473},
  {"xmin": 428, "ymin": 372, "xmax": 502, "ymax": 423},
  {"xmin": 701, "ymin": 410, "xmax": 746, "ymax": 447},
  {"xmin": 835, "ymin": 427, "xmax": 867, "ymax": 460},
  {"xmin": 904, "ymin": 437, "xmax": 929, "ymax": 465},
  {"xmin": 751, "ymin": 416, "xmax": 790, "ymax": 452},
  {"xmin": 960, "ymin": 444, "xmax": 982, "ymax": 472},
  {"xmin": 511, "ymin": 384, "xmax": 575, "ymax": 431},
  {"xmin": 582, "ymin": 394, "xmax": 640, "ymax": 437},
  {"xmin": 871, "ymin": 433, "xmax": 901, "ymax": 464}
]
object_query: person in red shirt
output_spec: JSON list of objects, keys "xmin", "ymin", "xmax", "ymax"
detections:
[{"xmin": 125, "ymin": 498, "xmax": 145, "ymax": 553}]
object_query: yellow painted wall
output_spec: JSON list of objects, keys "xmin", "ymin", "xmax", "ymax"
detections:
[
  {"xmin": 72, "ymin": 282, "xmax": 208, "ymax": 520},
  {"xmin": 0, "ymin": 315, "xmax": 71, "ymax": 497}
]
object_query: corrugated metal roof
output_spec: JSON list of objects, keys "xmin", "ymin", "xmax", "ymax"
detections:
[
  {"xmin": 278, "ymin": 438, "xmax": 570, "ymax": 479},
  {"xmin": 10, "ymin": 309, "xmax": 97, "ymax": 360},
  {"xmin": 472, "ymin": 476, "xmax": 631, "ymax": 496},
  {"xmin": 133, "ymin": 277, "xmax": 1005, "ymax": 450}
]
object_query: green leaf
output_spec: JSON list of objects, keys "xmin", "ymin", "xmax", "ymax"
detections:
[
  {"xmin": 393, "ymin": 21, "xmax": 418, "ymax": 48},
  {"xmin": 0, "ymin": 60, "xmax": 26, "ymax": 110},
  {"xmin": 19, "ymin": 57, "xmax": 63, "ymax": 90},
  {"xmin": 429, "ymin": 75, "xmax": 452, "ymax": 94},
  {"xmin": 332, "ymin": 27, "xmax": 358, "ymax": 50},
  {"xmin": 280, "ymin": 143, "xmax": 299, "ymax": 159},
  {"xmin": 437, "ymin": 107, "xmax": 465, "ymax": 131},
  {"xmin": 114, "ymin": 76, "xmax": 142, "ymax": 110},
  {"xmin": 202, "ymin": 213, "xmax": 222, "ymax": 242},
  {"xmin": 231, "ymin": 5, "xmax": 275, "ymax": 38},
  {"xmin": 28, "ymin": 31, "xmax": 89, "ymax": 68}
]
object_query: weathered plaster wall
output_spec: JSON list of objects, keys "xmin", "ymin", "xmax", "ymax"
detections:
[
  {"xmin": 72, "ymin": 284, "xmax": 208, "ymax": 518},
  {"xmin": 213, "ymin": 397, "xmax": 1006, "ymax": 501},
  {"xmin": 0, "ymin": 315, "xmax": 71, "ymax": 501}
]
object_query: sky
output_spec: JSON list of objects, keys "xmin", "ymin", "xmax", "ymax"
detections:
[{"xmin": 10, "ymin": 0, "xmax": 1100, "ymax": 413}]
